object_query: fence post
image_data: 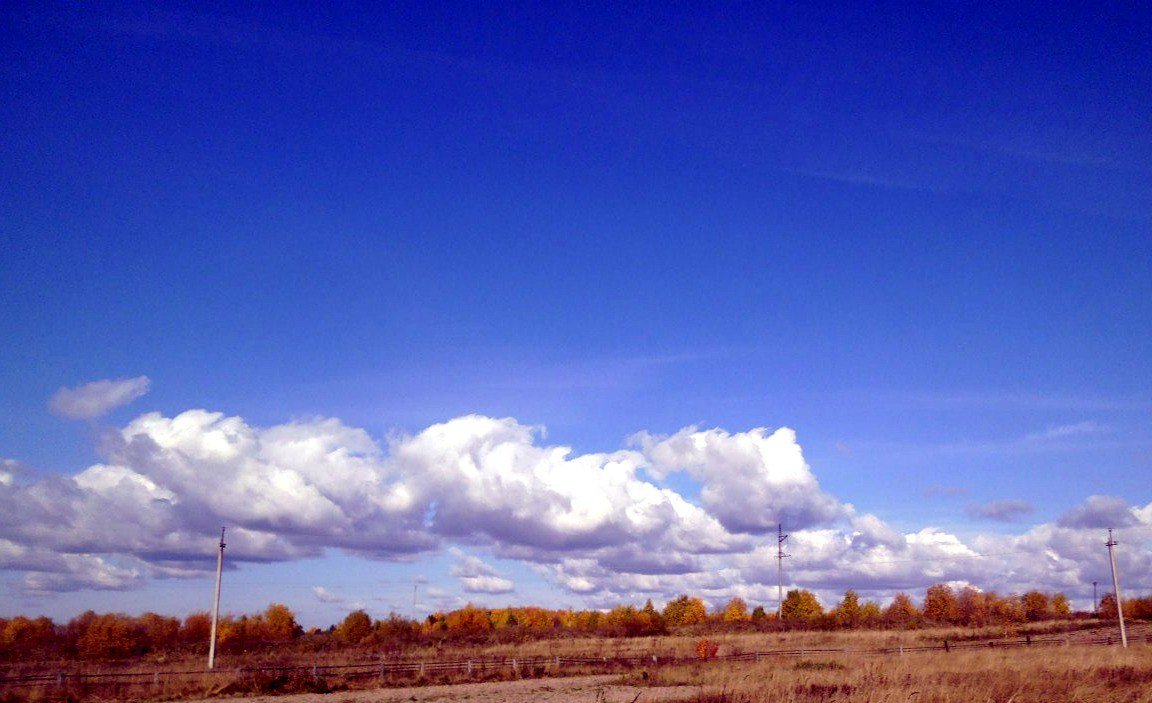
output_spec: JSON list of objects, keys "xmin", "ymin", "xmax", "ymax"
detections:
[
  {"xmin": 555, "ymin": 656, "xmax": 560, "ymax": 672},
  {"xmin": 899, "ymin": 645, "xmax": 904, "ymax": 656},
  {"xmin": 943, "ymin": 640, "xmax": 950, "ymax": 653},
  {"xmin": 154, "ymin": 671, "xmax": 160, "ymax": 686},
  {"xmin": 419, "ymin": 662, "xmax": 425, "ymax": 677},
  {"xmin": 468, "ymin": 660, "xmax": 473, "ymax": 675},
  {"xmin": 512, "ymin": 658, "xmax": 518, "ymax": 676}
]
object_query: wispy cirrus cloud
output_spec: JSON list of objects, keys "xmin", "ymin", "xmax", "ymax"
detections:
[
  {"xmin": 862, "ymin": 389, "xmax": 1152, "ymax": 413},
  {"xmin": 1023, "ymin": 421, "xmax": 1110, "ymax": 442},
  {"xmin": 924, "ymin": 485, "xmax": 969, "ymax": 498},
  {"xmin": 48, "ymin": 376, "xmax": 151, "ymax": 419}
]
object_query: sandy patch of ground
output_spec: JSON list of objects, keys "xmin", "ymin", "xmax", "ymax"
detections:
[{"xmin": 191, "ymin": 675, "xmax": 693, "ymax": 703}]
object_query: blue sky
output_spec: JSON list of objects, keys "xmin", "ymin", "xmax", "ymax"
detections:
[{"xmin": 2, "ymin": 2, "xmax": 1150, "ymax": 627}]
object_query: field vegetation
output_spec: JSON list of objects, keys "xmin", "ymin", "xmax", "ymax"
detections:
[
  {"xmin": 625, "ymin": 644, "xmax": 1152, "ymax": 702},
  {"xmin": 1, "ymin": 584, "xmax": 1150, "ymax": 701}
]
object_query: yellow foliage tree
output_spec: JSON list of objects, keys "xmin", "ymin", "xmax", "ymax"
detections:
[
  {"xmin": 781, "ymin": 589, "xmax": 823, "ymax": 621},
  {"xmin": 445, "ymin": 604, "xmax": 492, "ymax": 638},
  {"xmin": 263, "ymin": 603, "xmax": 299, "ymax": 641},
  {"xmin": 883, "ymin": 593, "xmax": 919, "ymax": 627},
  {"xmin": 663, "ymin": 595, "xmax": 707, "ymax": 626},
  {"xmin": 723, "ymin": 597, "xmax": 749, "ymax": 622}
]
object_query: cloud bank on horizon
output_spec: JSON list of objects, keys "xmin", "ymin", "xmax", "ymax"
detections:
[{"xmin": 3, "ymin": 395, "xmax": 1150, "ymax": 609}]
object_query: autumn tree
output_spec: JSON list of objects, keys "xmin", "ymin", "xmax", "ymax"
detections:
[
  {"xmin": 76, "ymin": 613, "xmax": 144, "ymax": 659},
  {"xmin": 2, "ymin": 616, "xmax": 58, "ymax": 656},
  {"xmin": 723, "ymin": 597, "xmax": 749, "ymax": 622},
  {"xmin": 1021, "ymin": 591, "xmax": 1051, "ymax": 621},
  {"xmin": 1126, "ymin": 595, "xmax": 1152, "ymax": 619},
  {"xmin": 373, "ymin": 612, "xmax": 419, "ymax": 643},
  {"xmin": 640, "ymin": 599, "xmax": 668, "ymax": 634},
  {"xmin": 338, "ymin": 610, "xmax": 373, "ymax": 644},
  {"xmin": 263, "ymin": 603, "xmax": 300, "ymax": 641},
  {"xmin": 181, "ymin": 612, "xmax": 212, "ymax": 647},
  {"xmin": 569, "ymin": 609, "xmax": 602, "ymax": 631},
  {"xmin": 1099, "ymin": 593, "xmax": 1119, "ymax": 619},
  {"xmin": 833, "ymin": 590, "xmax": 863, "ymax": 628},
  {"xmin": 780, "ymin": 589, "xmax": 823, "ymax": 621},
  {"xmin": 922, "ymin": 584, "xmax": 959, "ymax": 624},
  {"xmin": 957, "ymin": 587, "xmax": 989, "ymax": 626},
  {"xmin": 883, "ymin": 593, "xmax": 920, "ymax": 628},
  {"xmin": 138, "ymin": 612, "xmax": 180, "ymax": 651},
  {"xmin": 1052, "ymin": 593, "xmax": 1071, "ymax": 617},
  {"xmin": 663, "ymin": 595, "xmax": 707, "ymax": 626},
  {"xmin": 990, "ymin": 593, "xmax": 1025, "ymax": 623},
  {"xmin": 445, "ymin": 604, "xmax": 492, "ymax": 639},
  {"xmin": 490, "ymin": 608, "xmax": 518, "ymax": 629}
]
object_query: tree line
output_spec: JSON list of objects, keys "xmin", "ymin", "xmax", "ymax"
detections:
[{"xmin": 3, "ymin": 586, "xmax": 1150, "ymax": 661}]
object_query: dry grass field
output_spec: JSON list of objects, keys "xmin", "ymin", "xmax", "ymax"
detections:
[
  {"xmin": 185, "ymin": 642, "xmax": 1152, "ymax": 703},
  {"xmin": 3, "ymin": 622, "xmax": 1148, "ymax": 703},
  {"xmin": 626, "ymin": 645, "xmax": 1152, "ymax": 703}
]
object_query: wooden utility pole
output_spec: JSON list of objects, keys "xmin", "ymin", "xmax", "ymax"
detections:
[
  {"xmin": 1106, "ymin": 529, "xmax": 1127, "ymax": 648},
  {"xmin": 208, "ymin": 527, "xmax": 226, "ymax": 669}
]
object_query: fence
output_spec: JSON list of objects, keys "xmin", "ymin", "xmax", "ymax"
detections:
[{"xmin": 2, "ymin": 631, "xmax": 1147, "ymax": 693}]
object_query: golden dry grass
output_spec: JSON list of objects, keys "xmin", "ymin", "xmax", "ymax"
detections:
[
  {"xmin": 628, "ymin": 645, "xmax": 1152, "ymax": 703},
  {"xmin": 1, "ymin": 621, "xmax": 1145, "ymax": 702}
]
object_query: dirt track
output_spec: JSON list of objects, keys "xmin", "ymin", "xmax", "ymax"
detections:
[{"xmin": 191, "ymin": 674, "xmax": 690, "ymax": 703}]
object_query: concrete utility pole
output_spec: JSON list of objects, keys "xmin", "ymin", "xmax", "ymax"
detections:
[
  {"xmin": 1106, "ymin": 529, "xmax": 1128, "ymax": 648},
  {"xmin": 776, "ymin": 523, "xmax": 790, "ymax": 617},
  {"xmin": 1093, "ymin": 581, "xmax": 1098, "ymax": 617},
  {"xmin": 208, "ymin": 527, "xmax": 226, "ymax": 669}
]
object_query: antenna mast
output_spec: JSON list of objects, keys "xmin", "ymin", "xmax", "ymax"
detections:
[
  {"xmin": 1106, "ymin": 529, "xmax": 1128, "ymax": 647},
  {"xmin": 776, "ymin": 523, "xmax": 790, "ymax": 617},
  {"xmin": 208, "ymin": 527, "xmax": 226, "ymax": 669}
]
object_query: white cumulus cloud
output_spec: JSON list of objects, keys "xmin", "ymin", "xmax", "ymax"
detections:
[
  {"xmin": 449, "ymin": 550, "xmax": 515, "ymax": 594},
  {"xmin": 1, "ymin": 408, "xmax": 1150, "ymax": 610},
  {"xmin": 636, "ymin": 426, "xmax": 845, "ymax": 533}
]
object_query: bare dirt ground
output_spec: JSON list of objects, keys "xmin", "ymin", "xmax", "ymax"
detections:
[{"xmin": 190, "ymin": 675, "xmax": 687, "ymax": 703}]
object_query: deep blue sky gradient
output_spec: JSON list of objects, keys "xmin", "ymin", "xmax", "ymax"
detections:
[{"xmin": 2, "ymin": 1, "xmax": 1150, "ymax": 622}]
